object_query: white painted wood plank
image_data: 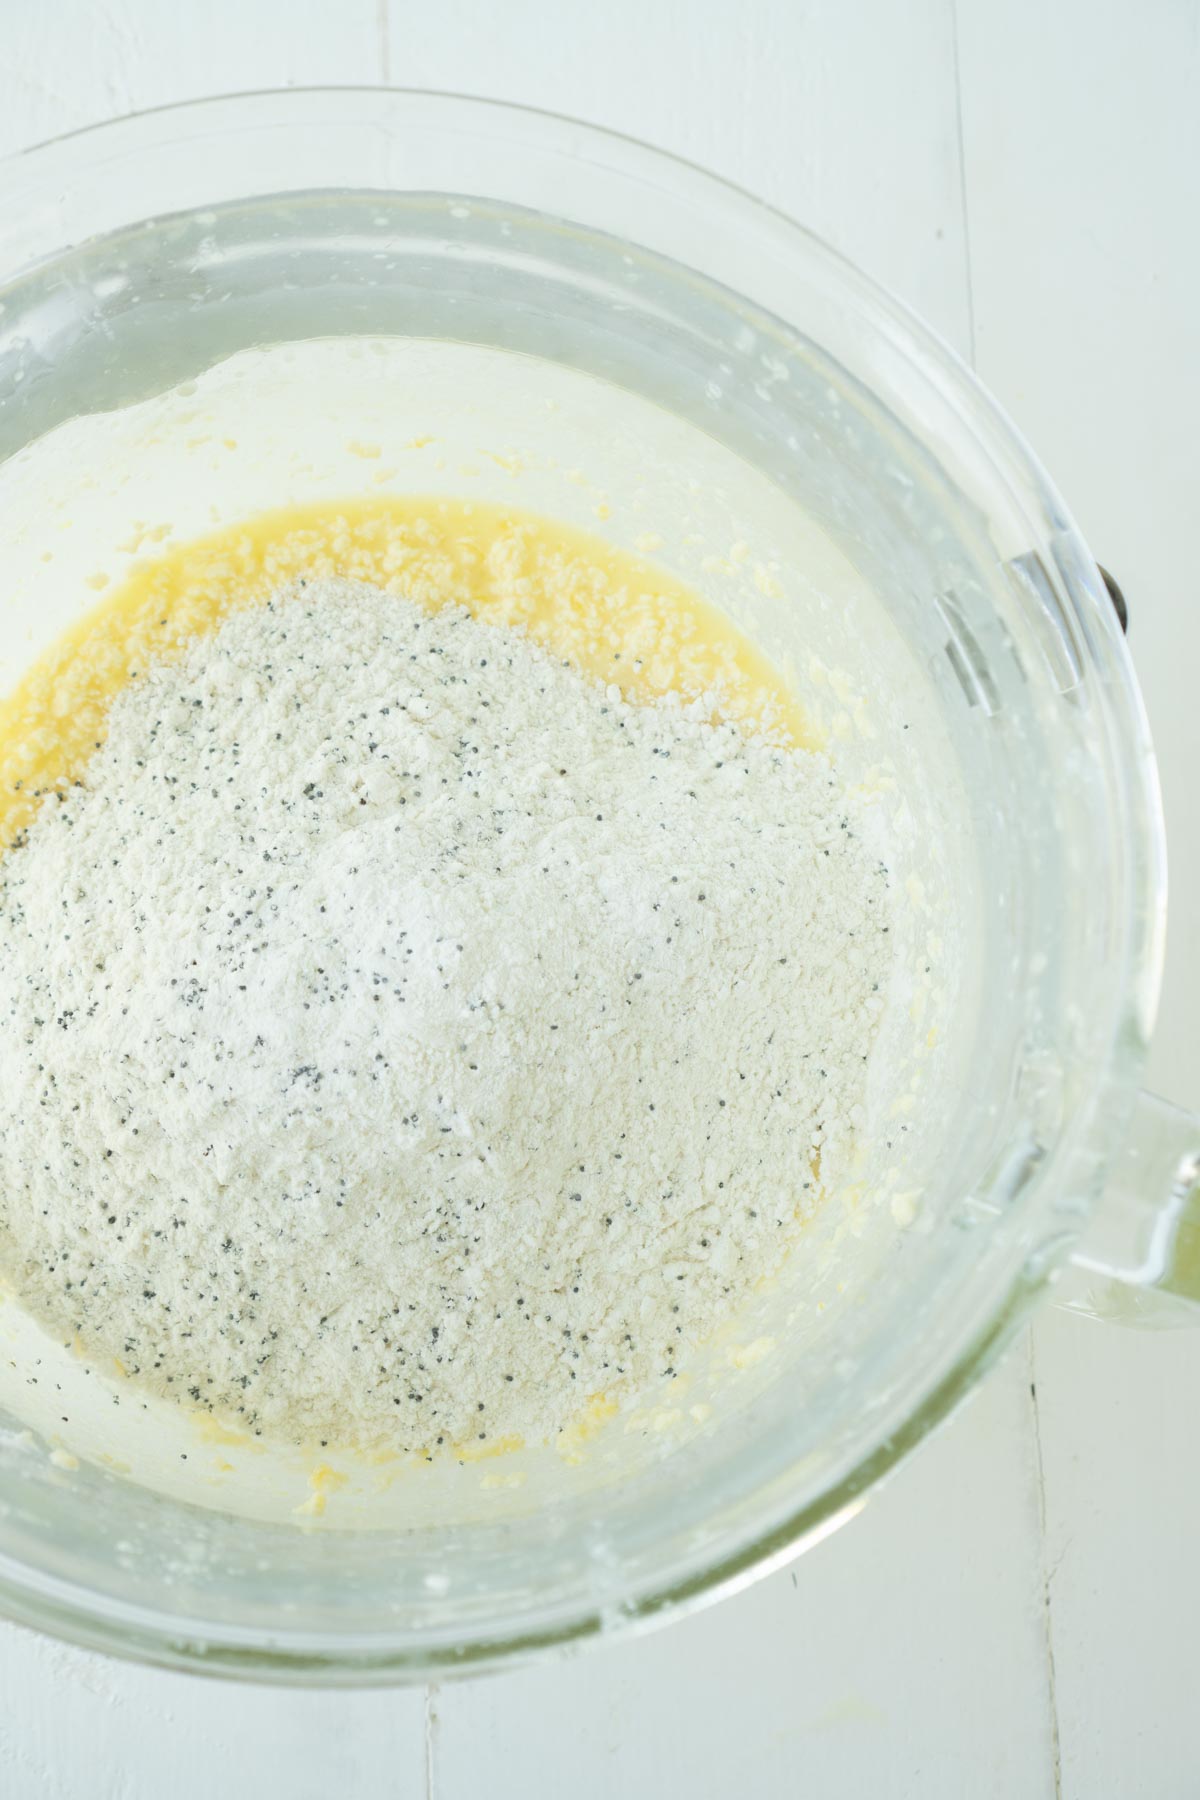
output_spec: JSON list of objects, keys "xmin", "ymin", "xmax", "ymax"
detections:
[
  {"xmin": 0, "ymin": 12, "xmax": 411, "ymax": 1796},
  {"xmin": 0, "ymin": 0, "xmax": 382, "ymax": 160},
  {"xmin": 432, "ymin": 1354, "xmax": 1054, "ymax": 1800},
  {"xmin": 383, "ymin": 0, "xmax": 974, "ymax": 352},
  {"xmin": 959, "ymin": 2, "xmax": 1200, "ymax": 1795},
  {"xmin": 399, "ymin": 5, "xmax": 1051, "ymax": 1792},
  {"xmin": 0, "ymin": 1623, "xmax": 427, "ymax": 1800},
  {"xmin": 1031, "ymin": 1311, "xmax": 1200, "ymax": 1800}
]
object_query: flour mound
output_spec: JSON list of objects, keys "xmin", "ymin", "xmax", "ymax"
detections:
[{"xmin": 0, "ymin": 580, "xmax": 891, "ymax": 1451}]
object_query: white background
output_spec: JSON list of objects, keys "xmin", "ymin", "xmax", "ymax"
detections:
[{"xmin": 0, "ymin": 2, "xmax": 1197, "ymax": 1795}]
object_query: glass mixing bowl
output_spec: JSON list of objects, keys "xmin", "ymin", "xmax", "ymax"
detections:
[{"xmin": 0, "ymin": 90, "xmax": 1196, "ymax": 1684}]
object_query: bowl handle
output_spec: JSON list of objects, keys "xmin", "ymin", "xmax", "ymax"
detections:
[{"xmin": 1057, "ymin": 1090, "xmax": 1200, "ymax": 1326}]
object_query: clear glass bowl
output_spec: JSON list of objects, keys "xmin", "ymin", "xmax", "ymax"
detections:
[{"xmin": 0, "ymin": 89, "xmax": 1194, "ymax": 1684}]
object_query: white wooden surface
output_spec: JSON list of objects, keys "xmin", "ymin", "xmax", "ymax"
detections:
[{"xmin": 0, "ymin": 2, "xmax": 1197, "ymax": 1795}]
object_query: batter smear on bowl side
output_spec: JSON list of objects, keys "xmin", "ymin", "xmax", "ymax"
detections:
[{"xmin": 0, "ymin": 503, "xmax": 892, "ymax": 1455}]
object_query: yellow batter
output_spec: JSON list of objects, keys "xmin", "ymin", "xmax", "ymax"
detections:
[{"xmin": 0, "ymin": 496, "xmax": 809, "ymax": 850}]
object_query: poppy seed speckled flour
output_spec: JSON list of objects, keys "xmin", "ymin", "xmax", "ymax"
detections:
[{"xmin": 0, "ymin": 577, "xmax": 892, "ymax": 1453}]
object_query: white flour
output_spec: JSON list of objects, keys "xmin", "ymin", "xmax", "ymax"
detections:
[{"xmin": 0, "ymin": 580, "xmax": 892, "ymax": 1452}]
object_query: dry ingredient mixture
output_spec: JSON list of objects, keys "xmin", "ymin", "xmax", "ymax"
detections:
[{"xmin": 0, "ymin": 575, "xmax": 891, "ymax": 1454}]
